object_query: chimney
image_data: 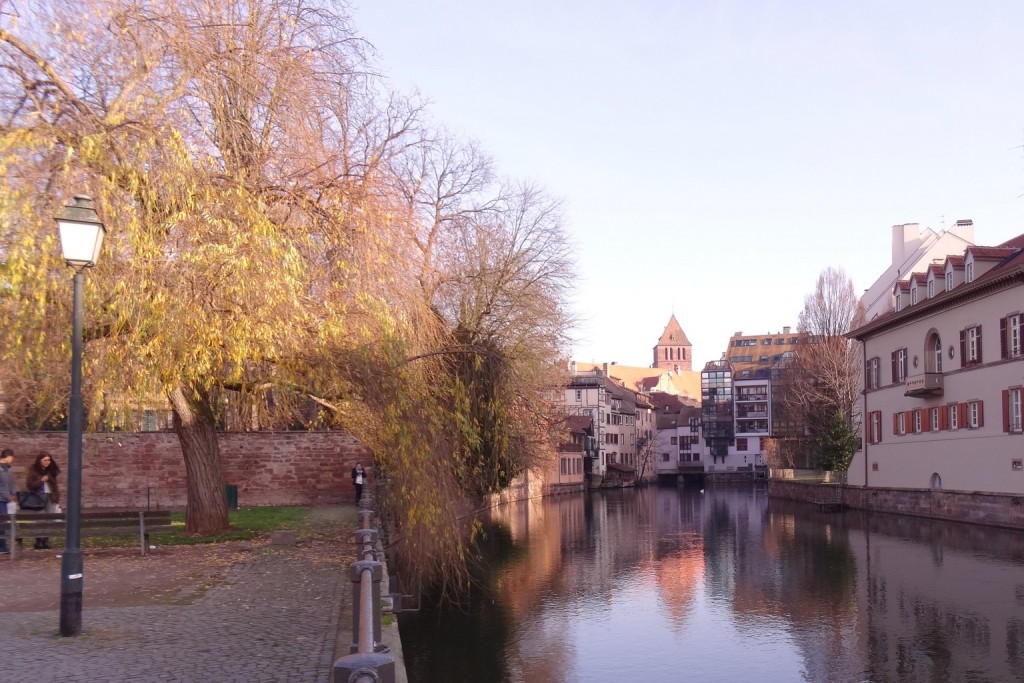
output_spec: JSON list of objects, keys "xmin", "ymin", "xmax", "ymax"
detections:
[
  {"xmin": 892, "ymin": 223, "xmax": 921, "ymax": 267},
  {"xmin": 951, "ymin": 219, "xmax": 975, "ymax": 243},
  {"xmin": 569, "ymin": 360, "xmax": 577, "ymax": 376},
  {"xmin": 602, "ymin": 362, "xmax": 609, "ymax": 376},
  {"xmin": 783, "ymin": 326, "xmax": 791, "ymax": 334}
]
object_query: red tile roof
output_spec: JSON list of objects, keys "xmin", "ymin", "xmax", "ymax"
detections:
[{"xmin": 968, "ymin": 246, "xmax": 1018, "ymax": 260}]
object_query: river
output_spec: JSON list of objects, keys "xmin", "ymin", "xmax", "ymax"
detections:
[{"xmin": 398, "ymin": 485, "xmax": 1024, "ymax": 683}]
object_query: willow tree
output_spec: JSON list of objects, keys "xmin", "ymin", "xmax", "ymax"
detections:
[{"xmin": 0, "ymin": 0, "xmax": 423, "ymax": 533}]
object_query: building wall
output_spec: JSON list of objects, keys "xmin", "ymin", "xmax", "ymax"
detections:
[
  {"xmin": 858, "ymin": 283, "xmax": 1024, "ymax": 494},
  {"xmin": 0, "ymin": 430, "xmax": 369, "ymax": 509}
]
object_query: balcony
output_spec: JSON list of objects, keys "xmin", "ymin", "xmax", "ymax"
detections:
[{"xmin": 904, "ymin": 373, "xmax": 944, "ymax": 398}]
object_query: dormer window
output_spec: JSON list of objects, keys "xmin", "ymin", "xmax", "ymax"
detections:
[
  {"xmin": 928, "ymin": 280, "xmax": 934, "ymax": 298},
  {"xmin": 946, "ymin": 271, "xmax": 953, "ymax": 290},
  {"xmin": 911, "ymin": 288, "xmax": 918, "ymax": 305},
  {"xmin": 895, "ymin": 291, "xmax": 902, "ymax": 311},
  {"xmin": 966, "ymin": 261, "xmax": 974, "ymax": 283}
]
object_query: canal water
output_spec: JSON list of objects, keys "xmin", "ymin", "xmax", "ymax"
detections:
[{"xmin": 398, "ymin": 486, "xmax": 1024, "ymax": 683}]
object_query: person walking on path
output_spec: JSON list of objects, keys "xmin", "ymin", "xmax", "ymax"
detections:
[
  {"xmin": 351, "ymin": 463, "xmax": 366, "ymax": 504},
  {"xmin": 25, "ymin": 452, "xmax": 60, "ymax": 549},
  {"xmin": 0, "ymin": 448, "xmax": 15, "ymax": 554}
]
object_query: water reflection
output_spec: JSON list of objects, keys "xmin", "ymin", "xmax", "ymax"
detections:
[{"xmin": 399, "ymin": 487, "xmax": 1024, "ymax": 683}]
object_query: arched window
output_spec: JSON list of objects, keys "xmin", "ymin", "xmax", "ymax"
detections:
[
  {"xmin": 925, "ymin": 331, "xmax": 942, "ymax": 373},
  {"xmin": 681, "ymin": 348, "xmax": 686, "ymax": 359},
  {"xmin": 930, "ymin": 472, "xmax": 942, "ymax": 490}
]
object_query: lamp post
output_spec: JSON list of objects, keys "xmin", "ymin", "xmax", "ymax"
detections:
[{"xmin": 55, "ymin": 194, "xmax": 105, "ymax": 637}]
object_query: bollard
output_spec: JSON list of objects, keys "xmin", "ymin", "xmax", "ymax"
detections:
[
  {"xmin": 333, "ymin": 651, "xmax": 395, "ymax": 683},
  {"xmin": 349, "ymin": 559, "xmax": 387, "ymax": 654}
]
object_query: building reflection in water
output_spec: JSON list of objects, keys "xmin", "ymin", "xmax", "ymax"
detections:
[{"xmin": 400, "ymin": 486, "xmax": 1024, "ymax": 683}]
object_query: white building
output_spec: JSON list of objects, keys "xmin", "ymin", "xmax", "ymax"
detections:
[{"xmin": 848, "ymin": 233, "xmax": 1024, "ymax": 493}]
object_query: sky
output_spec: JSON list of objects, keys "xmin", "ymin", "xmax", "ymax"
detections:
[{"xmin": 349, "ymin": 0, "xmax": 1024, "ymax": 370}]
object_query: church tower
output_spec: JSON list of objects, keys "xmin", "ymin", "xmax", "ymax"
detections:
[{"xmin": 653, "ymin": 314, "xmax": 692, "ymax": 372}]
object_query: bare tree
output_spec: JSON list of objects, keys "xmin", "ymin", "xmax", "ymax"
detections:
[{"xmin": 779, "ymin": 267, "xmax": 865, "ymax": 470}]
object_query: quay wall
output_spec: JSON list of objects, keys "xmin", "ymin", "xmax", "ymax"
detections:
[{"xmin": 768, "ymin": 479, "xmax": 1024, "ymax": 531}]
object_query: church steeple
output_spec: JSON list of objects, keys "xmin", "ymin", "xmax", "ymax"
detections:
[{"xmin": 653, "ymin": 314, "xmax": 692, "ymax": 372}]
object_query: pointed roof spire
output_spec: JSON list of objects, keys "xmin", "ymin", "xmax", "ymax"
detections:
[{"xmin": 658, "ymin": 314, "xmax": 691, "ymax": 346}]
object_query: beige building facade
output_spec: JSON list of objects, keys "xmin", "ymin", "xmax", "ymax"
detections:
[{"xmin": 849, "ymin": 233, "xmax": 1024, "ymax": 494}]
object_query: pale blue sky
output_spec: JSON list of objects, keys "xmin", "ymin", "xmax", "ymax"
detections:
[{"xmin": 351, "ymin": 0, "xmax": 1024, "ymax": 369}]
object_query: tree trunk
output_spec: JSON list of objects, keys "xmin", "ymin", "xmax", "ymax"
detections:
[{"xmin": 169, "ymin": 385, "xmax": 230, "ymax": 534}]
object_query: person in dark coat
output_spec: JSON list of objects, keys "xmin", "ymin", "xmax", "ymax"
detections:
[
  {"xmin": 0, "ymin": 448, "xmax": 15, "ymax": 554},
  {"xmin": 351, "ymin": 463, "xmax": 366, "ymax": 504},
  {"xmin": 26, "ymin": 452, "xmax": 60, "ymax": 549}
]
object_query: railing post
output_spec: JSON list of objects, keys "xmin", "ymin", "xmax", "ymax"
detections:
[{"xmin": 349, "ymin": 559, "xmax": 386, "ymax": 654}]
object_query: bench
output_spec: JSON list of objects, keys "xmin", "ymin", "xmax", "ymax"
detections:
[{"xmin": 1, "ymin": 510, "xmax": 174, "ymax": 560}]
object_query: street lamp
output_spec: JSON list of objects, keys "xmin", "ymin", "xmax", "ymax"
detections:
[{"xmin": 55, "ymin": 194, "xmax": 105, "ymax": 637}]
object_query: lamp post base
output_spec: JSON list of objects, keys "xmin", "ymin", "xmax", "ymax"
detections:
[{"xmin": 59, "ymin": 548, "xmax": 83, "ymax": 636}]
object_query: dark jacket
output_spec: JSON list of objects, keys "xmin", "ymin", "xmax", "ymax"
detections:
[
  {"xmin": 26, "ymin": 462, "xmax": 61, "ymax": 505},
  {"xmin": 0, "ymin": 463, "xmax": 15, "ymax": 501}
]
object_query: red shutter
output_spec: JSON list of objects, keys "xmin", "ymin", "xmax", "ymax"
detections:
[
  {"xmin": 1004, "ymin": 390, "xmax": 1011, "ymax": 433},
  {"xmin": 1001, "ymin": 317, "xmax": 1009, "ymax": 359},
  {"xmin": 922, "ymin": 409, "xmax": 931, "ymax": 432},
  {"xmin": 977, "ymin": 326, "xmax": 983, "ymax": 364},
  {"xmin": 960, "ymin": 330, "xmax": 966, "ymax": 368},
  {"xmin": 893, "ymin": 412, "xmax": 899, "ymax": 435},
  {"xmin": 977, "ymin": 400, "xmax": 984, "ymax": 428},
  {"xmin": 958, "ymin": 403, "xmax": 968, "ymax": 427},
  {"xmin": 940, "ymin": 406, "xmax": 949, "ymax": 430},
  {"xmin": 903, "ymin": 411, "xmax": 912, "ymax": 433}
]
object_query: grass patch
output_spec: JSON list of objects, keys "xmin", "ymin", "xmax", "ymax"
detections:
[{"xmin": 78, "ymin": 506, "xmax": 312, "ymax": 549}]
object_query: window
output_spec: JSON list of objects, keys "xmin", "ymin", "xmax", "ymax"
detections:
[
  {"xmin": 948, "ymin": 403, "xmax": 959, "ymax": 430},
  {"xmin": 661, "ymin": 453, "xmax": 670, "ymax": 463},
  {"xmin": 897, "ymin": 412, "xmax": 907, "ymax": 435},
  {"xmin": 933, "ymin": 335, "xmax": 942, "ymax": 373},
  {"xmin": 1005, "ymin": 388, "xmax": 1022, "ymax": 433},
  {"xmin": 930, "ymin": 407, "xmax": 940, "ymax": 432},
  {"xmin": 670, "ymin": 436, "xmax": 678, "ymax": 445},
  {"xmin": 961, "ymin": 326, "xmax": 982, "ymax": 366},
  {"xmin": 968, "ymin": 400, "xmax": 983, "ymax": 429},
  {"xmin": 869, "ymin": 411, "xmax": 882, "ymax": 444},
  {"xmin": 913, "ymin": 410, "xmax": 922, "ymax": 433},
  {"xmin": 736, "ymin": 438, "xmax": 748, "ymax": 451},
  {"xmin": 895, "ymin": 291, "xmax": 902, "ymax": 311},
  {"xmin": 759, "ymin": 355, "xmax": 768, "ymax": 362},
  {"xmin": 911, "ymin": 288, "xmax": 918, "ymax": 304},
  {"xmin": 892, "ymin": 348, "xmax": 908, "ymax": 383},
  {"xmin": 866, "ymin": 357, "xmax": 880, "ymax": 390},
  {"xmin": 1002, "ymin": 314, "xmax": 1022, "ymax": 358},
  {"xmin": 928, "ymin": 279, "xmax": 934, "ymax": 298},
  {"xmin": 946, "ymin": 271, "xmax": 953, "ymax": 290},
  {"xmin": 966, "ymin": 262, "xmax": 974, "ymax": 282},
  {"xmin": 775, "ymin": 338, "xmax": 785, "ymax": 345}
]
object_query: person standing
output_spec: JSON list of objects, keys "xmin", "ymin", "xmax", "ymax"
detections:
[
  {"xmin": 26, "ymin": 452, "xmax": 60, "ymax": 550},
  {"xmin": 0, "ymin": 448, "xmax": 15, "ymax": 555},
  {"xmin": 351, "ymin": 463, "xmax": 365, "ymax": 504}
]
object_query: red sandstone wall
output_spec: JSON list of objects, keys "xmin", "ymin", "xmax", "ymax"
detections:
[
  {"xmin": 768, "ymin": 479, "xmax": 1024, "ymax": 530},
  {"xmin": 0, "ymin": 430, "xmax": 371, "ymax": 509}
]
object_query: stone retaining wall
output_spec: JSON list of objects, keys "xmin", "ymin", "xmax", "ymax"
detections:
[
  {"xmin": 0, "ymin": 430, "xmax": 370, "ymax": 509},
  {"xmin": 768, "ymin": 479, "xmax": 1024, "ymax": 530}
]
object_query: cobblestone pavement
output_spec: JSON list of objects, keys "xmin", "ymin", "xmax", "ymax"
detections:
[{"xmin": 0, "ymin": 506, "xmax": 358, "ymax": 683}]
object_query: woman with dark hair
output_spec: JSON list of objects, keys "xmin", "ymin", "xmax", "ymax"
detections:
[{"xmin": 26, "ymin": 452, "xmax": 61, "ymax": 549}]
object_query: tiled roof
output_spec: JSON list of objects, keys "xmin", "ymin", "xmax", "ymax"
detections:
[
  {"xmin": 945, "ymin": 255, "xmax": 965, "ymax": 267},
  {"xmin": 657, "ymin": 314, "xmax": 692, "ymax": 346},
  {"xmin": 911, "ymin": 272, "xmax": 927, "ymax": 285},
  {"xmin": 928, "ymin": 263, "xmax": 944, "ymax": 276},
  {"xmin": 968, "ymin": 246, "xmax": 1018, "ymax": 260},
  {"xmin": 565, "ymin": 415, "xmax": 592, "ymax": 433}
]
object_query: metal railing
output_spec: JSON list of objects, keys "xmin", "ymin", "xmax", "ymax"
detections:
[{"xmin": 333, "ymin": 501, "xmax": 396, "ymax": 683}]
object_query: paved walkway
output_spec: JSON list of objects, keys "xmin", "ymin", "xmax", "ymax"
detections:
[{"xmin": 0, "ymin": 505, "xmax": 404, "ymax": 682}]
